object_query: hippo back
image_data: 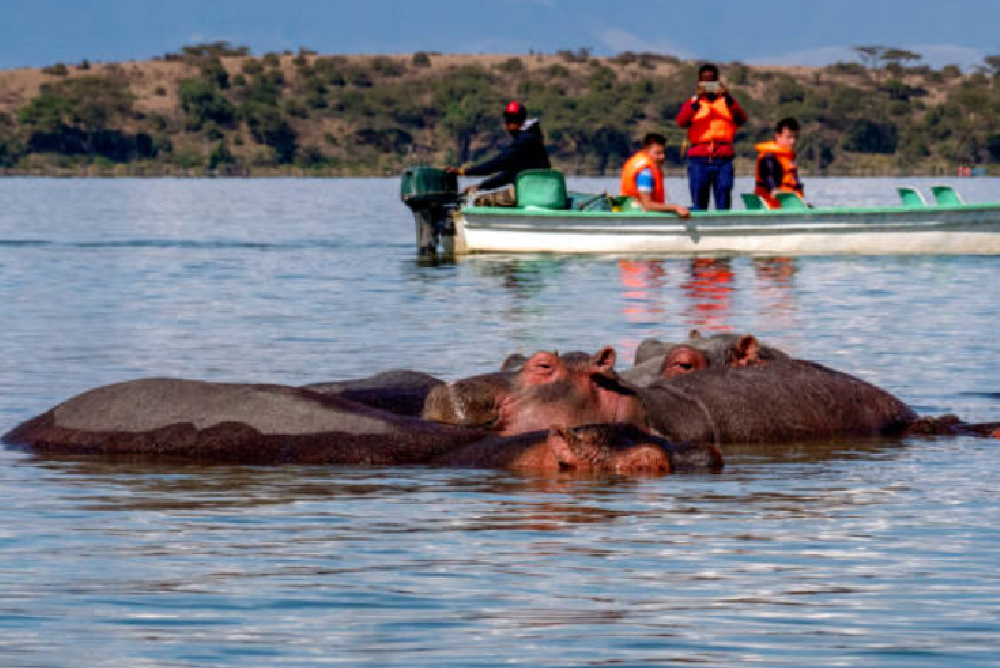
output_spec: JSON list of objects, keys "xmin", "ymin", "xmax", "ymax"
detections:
[{"xmin": 641, "ymin": 360, "xmax": 917, "ymax": 445}]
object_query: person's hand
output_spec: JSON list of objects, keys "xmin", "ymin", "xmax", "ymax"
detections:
[
  {"xmin": 675, "ymin": 205, "xmax": 691, "ymax": 219},
  {"xmin": 718, "ymin": 83, "xmax": 729, "ymax": 96},
  {"xmin": 462, "ymin": 184, "xmax": 478, "ymax": 196},
  {"xmin": 446, "ymin": 167, "xmax": 463, "ymax": 175}
]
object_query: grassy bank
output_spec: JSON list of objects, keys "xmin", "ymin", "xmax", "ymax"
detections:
[{"xmin": 0, "ymin": 43, "xmax": 997, "ymax": 177}]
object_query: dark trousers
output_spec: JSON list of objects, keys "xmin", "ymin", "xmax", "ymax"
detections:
[{"xmin": 686, "ymin": 156, "xmax": 735, "ymax": 210}]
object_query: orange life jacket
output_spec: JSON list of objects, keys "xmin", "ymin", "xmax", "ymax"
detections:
[
  {"xmin": 687, "ymin": 96, "xmax": 736, "ymax": 146},
  {"xmin": 620, "ymin": 151, "xmax": 665, "ymax": 203},
  {"xmin": 754, "ymin": 141, "xmax": 803, "ymax": 208}
]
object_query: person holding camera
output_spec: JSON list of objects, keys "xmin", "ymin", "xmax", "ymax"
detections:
[{"xmin": 676, "ymin": 63, "xmax": 747, "ymax": 211}]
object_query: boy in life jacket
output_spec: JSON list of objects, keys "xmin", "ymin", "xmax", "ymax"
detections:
[
  {"xmin": 676, "ymin": 63, "xmax": 748, "ymax": 211},
  {"xmin": 755, "ymin": 117, "xmax": 805, "ymax": 209},
  {"xmin": 620, "ymin": 133, "xmax": 690, "ymax": 217}
]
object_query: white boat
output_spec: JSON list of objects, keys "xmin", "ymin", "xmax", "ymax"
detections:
[{"xmin": 453, "ymin": 185, "xmax": 1000, "ymax": 256}]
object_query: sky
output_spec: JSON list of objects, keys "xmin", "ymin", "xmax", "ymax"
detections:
[{"xmin": 1, "ymin": 0, "xmax": 997, "ymax": 71}]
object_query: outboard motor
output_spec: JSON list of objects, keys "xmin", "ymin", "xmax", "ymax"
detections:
[{"xmin": 400, "ymin": 166, "xmax": 461, "ymax": 256}]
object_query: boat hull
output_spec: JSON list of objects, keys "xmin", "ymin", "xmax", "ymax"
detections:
[{"xmin": 454, "ymin": 204, "xmax": 1000, "ymax": 255}]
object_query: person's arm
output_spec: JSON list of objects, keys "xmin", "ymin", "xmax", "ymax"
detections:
[
  {"xmin": 475, "ymin": 170, "xmax": 516, "ymax": 192},
  {"xmin": 675, "ymin": 98, "xmax": 698, "ymax": 128},
  {"xmin": 460, "ymin": 142, "xmax": 520, "ymax": 178},
  {"xmin": 637, "ymin": 192, "xmax": 690, "ymax": 218},
  {"xmin": 758, "ymin": 155, "xmax": 782, "ymax": 193},
  {"xmin": 721, "ymin": 87, "xmax": 748, "ymax": 126}
]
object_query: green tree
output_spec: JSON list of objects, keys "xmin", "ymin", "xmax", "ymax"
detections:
[
  {"xmin": 178, "ymin": 77, "xmax": 235, "ymax": 130},
  {"xmin": 842, "ymin": 119, "xmax": 898, "ymax": 154},
  {"xmin": 243, "ymin": 103, "xmax": 297, "ymax": 163},
  {"xmin": 17, "ymin": 77, "xmax": 141, "ymax": 158}
]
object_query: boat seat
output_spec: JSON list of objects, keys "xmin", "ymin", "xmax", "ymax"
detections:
[
  {"xmin": 775, "ymin": 192, "xmax": 807, "ymax": 210},
  {"xmin": 931, "ymin": 185, "xmax": 965, "ymax": 206},
  {"xmin": 516, "ymin": 169, "xmax": 568, "ymax": 210},
  {"xmin": 897, "ymin": 186, "xmax": 928, "ymax": 206},
  {"xmin": 740, "ymin": 193, "xmax": 767, "ymax": 210}
]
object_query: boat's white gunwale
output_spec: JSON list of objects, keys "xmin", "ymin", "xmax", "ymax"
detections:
[{"xmin": 452, "ymin": 202, "xmax": 1000, "ymax": 255}]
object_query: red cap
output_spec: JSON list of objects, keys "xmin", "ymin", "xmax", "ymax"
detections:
[{"xmin": 504, "ymin": 100, "xmax": 526, "ymax": 123}]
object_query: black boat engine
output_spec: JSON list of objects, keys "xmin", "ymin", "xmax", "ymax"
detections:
[{"xmin": 400, "ymin": 166, "xmax": 461, "ymax": 256}]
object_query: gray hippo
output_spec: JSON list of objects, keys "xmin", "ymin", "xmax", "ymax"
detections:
[
  {"xmin": 638, "ymin": 359, "xmax": 916, "ymax": 444},
  {"xmin": 638, "ymin": 358, "xmax": 1000, "ymax": 445},
  {"xmin": 303, "ymin": 369, "xmax": 443, "ymax": 417},
  {"xmin": 623, "ymin": 331, "xmax": 791, "ymax": 387},
  {"xmin": 3, "ymin": 378, "xmax": 485, "ymax": 465}
]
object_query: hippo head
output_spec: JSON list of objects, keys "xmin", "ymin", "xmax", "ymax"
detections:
[
  {"xmin": 659, "ymin": 333, "xmax": 779, "ymax": 379},
  {"xmin": 545, "ymin": 423, "xmax": 723, "ymax": 474},
  {"xmin": 496, "ymin": 347, "xmax": 648, "ymax": 435},
  {"xmin": 422, "ymin": 347, "xmax": 648, "ymax": 435},
  {"xmin": 421, "ymin": 370, "xmax": 514, "ymax": 428}
]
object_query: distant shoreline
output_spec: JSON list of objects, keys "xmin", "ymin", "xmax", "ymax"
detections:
[{"xmin": 0, "ymin": 45, "xmax": 996, "ymax": 177}]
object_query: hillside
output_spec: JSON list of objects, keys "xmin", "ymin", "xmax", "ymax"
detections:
[{"xmin": 0, "ymin": 44, "xmax": 998, "ymax": 177}]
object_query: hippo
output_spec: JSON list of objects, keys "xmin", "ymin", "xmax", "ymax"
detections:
[
  {"xmin": 433, "ymin": 423, "xmax": 723, "ymax": 474},
  {"xmin": 2, "ymin": 378, "xmax": 715, "ymax": 475},
  {"xmin": 624, "ymin": 331, "xmax": 790, "ymax": 387},
  {"xmin": 639, "ymin": 358, "xmax": 923, "ymax": 445},
  {"xmin": 629, "ymin": 335, "xmax": 1000, "ymax": 445},
  {"xmin": 422, "ymin": 347, "xmax": 649, "ymax": 435},
  {"xmin": 303, "ymin": 369, "xmax": 443, "ymax": 417},
  {"xmin": 2, "ymin": 378, "xmax": 488, "ymax": 465}
]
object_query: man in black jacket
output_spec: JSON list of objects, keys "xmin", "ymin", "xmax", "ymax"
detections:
[{"xmin": 449, "ymin": 101, "xmax": 550, "ymax": 205}]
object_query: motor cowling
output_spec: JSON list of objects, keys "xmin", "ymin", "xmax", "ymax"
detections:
[{"xmin": 400, "ymin": 167, "xmax": 461, "ymax": 256}]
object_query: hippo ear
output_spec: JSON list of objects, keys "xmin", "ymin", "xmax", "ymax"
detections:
[
  {"xmin": 733, "ymin": 335, "xmax": 762, "ymax": 367},
  {"xmin": 496, "ymin": 395, "xmax": 515, "ymax": 431},
  {"xmin": 547, "ymin": 425, "xmax": 579, "ymax": 467},
  {"xmin": 501, "ymin": 353, "xmax": 527, "ymax": 372},
  {"xmin": 591, "ymin": 347, "xmax": 617, "ymax": 375}
]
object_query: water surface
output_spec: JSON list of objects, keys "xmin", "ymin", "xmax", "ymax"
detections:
[{"xmin": 1, "ymin": 177, "xmax": 999, "ymax": 667}]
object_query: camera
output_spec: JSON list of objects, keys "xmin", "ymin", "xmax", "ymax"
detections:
[{"xmin": 701, "ymin": 81, "xmax": 720, "ymax": 93}]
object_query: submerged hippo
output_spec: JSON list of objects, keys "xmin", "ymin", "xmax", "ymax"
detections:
[
  {"xmin": 434, "ymin": 423, "xmax": 723, "ymax": 474},
  {"xmin": 422, "ymin": 347, "xmax": 649, "ymax": 435}
]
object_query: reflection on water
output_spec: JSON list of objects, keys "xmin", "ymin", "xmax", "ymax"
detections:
[
  {"xmin": 469, "ymin": 256, "xmax": 803, "ymax": 352},
  {"xmin": 619, "ymin": 259, "xmax": 668, "ymax": 323},
  {"xmin": 752, "ymin": 256, "xmax": 800, "ymax": 330},
  {"xmin": 681, "ymin": 258, "xmax": 736, "ymax": 331}
]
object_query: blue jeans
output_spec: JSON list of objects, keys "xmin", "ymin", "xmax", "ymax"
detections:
[{"xmin": 686, "ymin": 157, "xmax": 735, "ymax": 211}]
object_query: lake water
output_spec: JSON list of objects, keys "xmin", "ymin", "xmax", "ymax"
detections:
[{"xmin": 1, "ymin": 176, "xmax": 999, "ymax": 667}]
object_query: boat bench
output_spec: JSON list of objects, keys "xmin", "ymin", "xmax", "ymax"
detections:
[{"xmin": 897, "ymin": 185, "xmax": 966, "ymax": 206}]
